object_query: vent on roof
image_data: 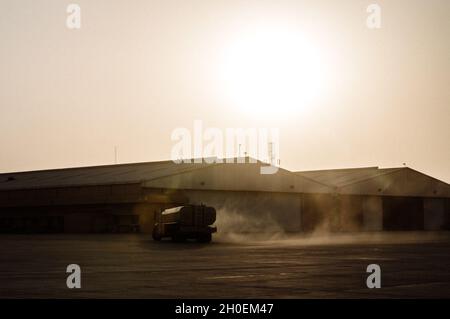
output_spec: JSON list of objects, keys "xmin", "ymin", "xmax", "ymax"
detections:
[{"xmin": 6, "ymin": 176, "xmax": 16, "ymax": 182}]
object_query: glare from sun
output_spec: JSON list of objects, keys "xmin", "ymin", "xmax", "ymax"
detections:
[{"xmin": 219, "ymin": 27, "xmax": 328, "ymax": 117}]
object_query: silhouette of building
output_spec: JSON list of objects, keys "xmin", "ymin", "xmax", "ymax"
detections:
[{"xmin": 0, "ymin": 158, "xmax": 448, "ymax": 233}]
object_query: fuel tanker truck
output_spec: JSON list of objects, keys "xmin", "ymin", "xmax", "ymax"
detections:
[{"xmin": 152, "ymin": 205, "xmax": 217, "ymax": 242}]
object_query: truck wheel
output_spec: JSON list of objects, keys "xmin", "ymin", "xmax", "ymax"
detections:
[
  {"xmin": 197, "ymin": 233, "xmax": 212, "ymax": 243},
  {"xmin": 152, "ymin": 228, "xmax": 162, "ymax": 241}
]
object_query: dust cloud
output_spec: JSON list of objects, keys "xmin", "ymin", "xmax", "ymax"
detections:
[
  {"xmin": 214, "ymin": 207, "xmax": 287, "ymax": 242},
  {"xmin": 186, "ymin": 191, "xmax": 449, "ymax": 246},
  {"xmin": 213, "ymin": 207, "xmax": 449, "ymax": 246}
]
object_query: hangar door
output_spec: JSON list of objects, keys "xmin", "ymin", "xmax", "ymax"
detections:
[{"xmin": 382, "ymin": 197, "xmax": 424, "ymax": 231}]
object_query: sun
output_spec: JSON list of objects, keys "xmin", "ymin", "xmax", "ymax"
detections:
[{"xmin": 219, "ymin": 26, "xmax": 327, "ymax": 117}]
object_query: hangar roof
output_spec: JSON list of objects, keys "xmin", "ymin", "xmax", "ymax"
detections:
[
  {"xmin": 0, "ymin": 159, "xmax": 216, "ymax": 190},
  {"xmin": 296, "ymin": 167, "xmax": 402, "ymax": 188},
  {"xmin": 0, "ymin": 158, "xmax": 330, "ymax": 194},
  {"xmin": 1, "ymin": 160, "xmax": 448, "ymax": 197},
  {"xmin": 143, "ymin": 160, "xmax": 330, "ymax": 194},
  {"xmin": 296, "ymin": 167, "xmax": 450, "ymax": 198}
]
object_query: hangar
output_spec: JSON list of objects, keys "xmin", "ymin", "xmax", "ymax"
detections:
[
  {"xmin": 296, "ymin": 167, "xmax": 450, "ymax": 232},
  {"xmin": 0, "ymin": 158, "xmax": 448, "ymax": 233}
]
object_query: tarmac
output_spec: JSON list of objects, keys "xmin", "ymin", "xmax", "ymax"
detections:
[{"xmin": 0, "ymin": 232, "xmax": 449, "ymax": 298}]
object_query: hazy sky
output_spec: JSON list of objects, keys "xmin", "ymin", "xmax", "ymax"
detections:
[{"xmin": 1, "ymin": 0, "xmax": 449, "ymax": 182}]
